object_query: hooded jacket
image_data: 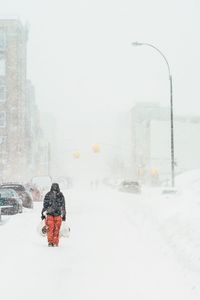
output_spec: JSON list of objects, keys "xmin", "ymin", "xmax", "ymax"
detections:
[{"xmin": 41, "ymin": 183, "xmax": 66, "ymax": 217}]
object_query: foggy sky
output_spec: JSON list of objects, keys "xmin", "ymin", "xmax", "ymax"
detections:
[{"xmin": 1, "ymin": 0, "xmax": 200, "ymax": 146}]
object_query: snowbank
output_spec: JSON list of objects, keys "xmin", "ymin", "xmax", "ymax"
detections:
[
  {"xmin": 175, "ymin": 169, "xmax": 200, "ymax": 194},
  {"xmin": 141, "ymin": 186, "xmax": 200, "ymax": 294}
]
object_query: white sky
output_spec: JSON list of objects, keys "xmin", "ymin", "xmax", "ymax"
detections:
[{"xmin": 1, "ymin": 0, "xmax": 200, "ymax": 161}]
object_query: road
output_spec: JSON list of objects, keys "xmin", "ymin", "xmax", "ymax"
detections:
[{"xmin": 0, "ymin": 189, "xmax": 198, "ymax": 300}]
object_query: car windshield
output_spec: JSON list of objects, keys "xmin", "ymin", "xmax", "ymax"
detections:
[
  {"xmin": 1, "ymin": 185, "xmax": 25, "ymax": 192},
  {"xmin": 0, "ymin": 189, "xmax": 16, "ymax": 198}
]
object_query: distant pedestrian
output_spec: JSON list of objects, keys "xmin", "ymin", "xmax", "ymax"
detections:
[
  {"xmin": 90, "ymin": 180, "xmax": 94, "ymax": 190},
  {"xmin": 95, "ymin": 179, "xmax": 99, "ymax": 190},
  {"xmin": 41, "ymin": 183, "xmax": 66, "ymax": 247}
]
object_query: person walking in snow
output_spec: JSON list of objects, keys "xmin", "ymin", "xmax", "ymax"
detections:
[{"xmin": 41, "ymin": 183, "xmax": 66, "ymax": 247}]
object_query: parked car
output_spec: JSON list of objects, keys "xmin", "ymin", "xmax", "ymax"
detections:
[
  {"xmin": 25, "ymin": 183, "xmax": 42, "ymax": 202},
  {"xmin": 102, "ymin": 178, "xmax": 121, "ymax": 189},
  {"xmin": 0, "ymin": 188, "xmax": 23, "ymax": 214},
  {"xmin": 0, "ymin": 183, "xmax": 33, "ymax": 208},
  {"xmin": 54, "ymin": 177, "xmax": 73, "ymax": 190},
  {"xmin": 31, "ymin": 176, "xmax": 52, "ymax": 199},
  {"xmin": 31, "ymin": 176, "xmax": 52, "ymax": 191},
  {"xmin": 119, "ymin": 181, "xmax": 141, "ymax": 194}
]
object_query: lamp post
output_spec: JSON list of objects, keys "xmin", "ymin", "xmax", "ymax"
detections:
[{"xmin": 132, "ymin": 42, "xmax": 175, "ymax": 187}]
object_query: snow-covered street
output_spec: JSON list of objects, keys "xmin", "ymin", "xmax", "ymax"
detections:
[
  {"xmin": 1, "ymin": 2, "xmax": 200, "ymax": 299},
  {"xmin": 0, "ymin": 188, "xmax": 200, "ymax": 300}
]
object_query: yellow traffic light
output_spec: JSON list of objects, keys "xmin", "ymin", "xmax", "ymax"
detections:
[
  {"xmin": 150, "ymin": 168, "xmax": 158, "ymax": 176},
  {"xmin": 73, "ymin": 151, "xmax": 80, "ymax": 159},
  {"xmin": 92, "ymin": 144, "xmax": 100, "ymax": 153}
]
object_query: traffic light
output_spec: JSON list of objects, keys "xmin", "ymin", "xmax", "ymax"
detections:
[
  {"xmin": 73, "ymin": 151, "xmax": 80, "ymax": 159},
  {"xmin": 150, "ymin": 168, "xmax": 158, "ymax": 176},
  {"xmin": 92, "ymin": 144, "xmax": 100, "ymax": 153}
]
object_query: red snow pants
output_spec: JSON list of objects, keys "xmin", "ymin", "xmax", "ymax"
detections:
[{"xmin": 46, "ymin": 215, "xmax": 62, "ymax": 245}]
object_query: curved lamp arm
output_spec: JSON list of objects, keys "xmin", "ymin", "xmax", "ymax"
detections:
[{"xmin": 132, "ymin": 42, "xmax": 171, "ymax": 78}]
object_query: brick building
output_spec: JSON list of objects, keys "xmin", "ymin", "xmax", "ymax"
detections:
[{"xmin": 0, "ymin": 19, "xmax": 44, "ymax": 181}]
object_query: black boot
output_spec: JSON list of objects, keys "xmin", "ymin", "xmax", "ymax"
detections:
[{"xmin": 48, "ymin": 242, "xmax": 54, "ymax": 247}]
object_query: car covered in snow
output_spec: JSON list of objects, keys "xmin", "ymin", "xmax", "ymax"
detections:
[
  {"xmin": 119, "ymin": 180, "xmax": 141, "ymax": 194},
  {"xmin": 25, "ymin": 183, "xmax": 42, "ymax": 202},
  {"xmin": 0, "ymin": 188, "xmax": 23, "ymax": 214},
  {"xmin": 0, "ymin": 183, "xmax": 33, "ymax": 208}
]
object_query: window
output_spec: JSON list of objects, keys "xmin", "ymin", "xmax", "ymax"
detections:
[
  {"xmin": 0, "ymin": 58, "xmax": 6, "ymax": 76},
  {"xmin": 0, "ymin": 136, "xmax": 7, "ymax": 158},
  {"xmin": 0, "ymin": 136, "xmax": 6, "ymax": 144},
  {"xmin": 0, "ymin": 112, "xmax": 6, "ymax": 127},
  {"xmin": 0, "ymin": 32, "xmax": 6, "ymax": 50},
  {"xmin": 0, "ymin": 85, "xmax": 6, "ymax": 102},
  {"xmin": 0, "ymin": 189, "xmax": 16, "ymax": 198}
]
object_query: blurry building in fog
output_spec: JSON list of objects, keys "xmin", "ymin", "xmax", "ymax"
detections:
[
  {"xmin": 39, "ymin": 112, "xmax": 60, "ymax": 179},
  {"xmin": 0, "ymin": 19, "xmax": 44, "ymax": 181},
  {"xmin": 25, "ymin": 80, "xmax": 48, "ymax": 178},
  {"xmin": 130, "ymin": 102, "xmax": 200, "ymax": 184},
  {"xmin": 108, "ymin": 111, "xmax": 132, "ymax": 180}
]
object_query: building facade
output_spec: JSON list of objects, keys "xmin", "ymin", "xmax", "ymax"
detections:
[
  {"xmin": 130, "ymin": 103, "xmax": 200, "ymax": 185},
  {"xmin": 0, "ymin": 19, "xmax": 44, "ymax": 182}
]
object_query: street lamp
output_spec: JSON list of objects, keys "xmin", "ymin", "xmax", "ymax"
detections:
[{"xmin": 132, "ymin": 41, "xmax": 175, "ymax": 187}]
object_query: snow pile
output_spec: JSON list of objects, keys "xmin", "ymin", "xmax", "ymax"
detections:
[
  {"xmin": 145, "ymin": 170, "xmax": 200, "ymax": 273},
  {"xmin": 118, "ymin": 187, "xmax": 200, "ymax": 295},
  {"xmin": 151, "ymin": 194, "xmax": 200, "ymax": 270},
  {"xmin": 175, "ymin": 169, "xmax": 200, "ymax": 194},
  {"xmin": 142, "ymin": 184, "xmax": 200, "ymax": 294}
]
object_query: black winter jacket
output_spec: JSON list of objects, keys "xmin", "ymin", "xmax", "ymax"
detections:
[{"xmin": 41, "ymin": 188, "xmax": 66, "ymax": 217}]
